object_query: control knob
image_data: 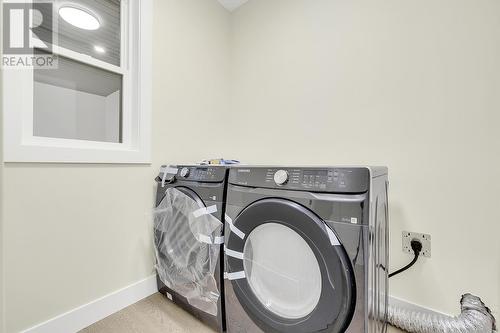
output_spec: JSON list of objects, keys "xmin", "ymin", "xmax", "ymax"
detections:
[
  {"xmin": 274, "ymin": 170, "xmax": 289, "ymax": 185},
  {"xmin": 180, "ymin": 167, "xmax": 190, "ymax": 178}
]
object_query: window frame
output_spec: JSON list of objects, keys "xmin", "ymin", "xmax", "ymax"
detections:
[{"xmin": 2, "ymin": 0, "xmax": 152, "ymax": 163}]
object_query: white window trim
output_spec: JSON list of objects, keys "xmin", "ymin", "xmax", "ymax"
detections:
[{"xmin": 2, "ymin": 0, "xmax": 152, "ymax": 164}]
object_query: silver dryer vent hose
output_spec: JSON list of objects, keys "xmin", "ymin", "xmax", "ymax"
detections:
[{"xmin": 388, "ymin": 294, "xmax": 497, "ymax": 333}]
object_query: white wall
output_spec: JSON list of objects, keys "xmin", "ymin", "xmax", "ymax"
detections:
[
  {"xmin": 1, "ymin": 3, "xmax": 5, "ymax": 329},
  {"xmin": 226, "ymin": 0, "xmax": 500, "ymax": 316},
  {"xmin": 0, "ymin": 112, "xmax": 4, "ymax": 333},
  {"xmin": 1, "ymin": 0, "xmax": 230, "ymax": 332},
  {"xmin": 0, "ymin": 2, "xmax": 5, "ymax": 330},
  {"xmin": 152, "ymin": 0, "xmax": 231, "ymax": 163}
]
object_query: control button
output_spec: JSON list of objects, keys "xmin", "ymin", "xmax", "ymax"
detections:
[
  {"xmin": 274, "ymin": 170, "xmax": 289, "ymax": 185},
  {"xmin": 180, "ymin": 167, "xmax": 190, "ymax": 178}
]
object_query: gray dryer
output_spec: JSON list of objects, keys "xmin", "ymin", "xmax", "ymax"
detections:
[{"xmin": 223, "ymin": 166, "xmax": 389, "ymax": 333}]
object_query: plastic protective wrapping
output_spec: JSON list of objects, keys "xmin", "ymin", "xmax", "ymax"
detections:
[
  {"xmin": 153, "ymin": 188, "xmax": 223, "ymax": 316},
  {"xmin": 388, "ymin": 294, "xmax": 496, "ymax": 333}
]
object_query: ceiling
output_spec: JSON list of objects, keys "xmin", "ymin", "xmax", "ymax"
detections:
[
  {"xmin": 37, "ymin": 0, "xmax": 121, "ymax": 66},
  {"xmin": 34, "ymin": 0, "xmax": 245, "ymax": 69},
  {"xmin": 217, "ymin": 0, "xmax": 249, "ymax": 12}
]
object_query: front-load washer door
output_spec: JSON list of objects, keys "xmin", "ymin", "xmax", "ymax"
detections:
[
  {"xmin": 156, "ymin": 187, "xmax": 208, "ymax": 278},
  {"xmin": 225, "ymin": 198, "xmax": 356, "ymax": 333},
  {"xmin": 154, "ymin": 187, "xmax": 223, "ymax": 316}
]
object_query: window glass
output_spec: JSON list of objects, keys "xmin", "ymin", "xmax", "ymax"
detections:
[
  {"xmin": 36, "ymin": 0, "xmax": 121, "ymax": 66},
  {"xmin": 33, "ymin": 56, "xmax": 122, "ymax": 143},
  {"xmin": 243, "ymin": 223, "xmax": 322, "ymax": 319}
]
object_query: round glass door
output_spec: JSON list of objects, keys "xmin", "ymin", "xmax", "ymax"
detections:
[
  {"xmin": 154, "ymin": 187, "xmax": 209, "ymax": 283},
  {"xmin": 243, "ymin": 223, "xmax": 322, "ymax": 319},
  {"xmin": 225, "ymin": 198, "xmax": 356, "ymax": 333},
  {"xmin": 164, "ymin": 187, "xmax": 207, "ymax": 271}
]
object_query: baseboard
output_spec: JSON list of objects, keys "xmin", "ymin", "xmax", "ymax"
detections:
[
  {"xmin": 22, "ymin": 275, "xmax": 158, "ymax": 333},
  {"xmin": 389, "ymin": 295, "xmax": 451, "ymax": 317},
  {"xmin": 19, "ymin": 281, "xmax": 444, "ymax": 333}
]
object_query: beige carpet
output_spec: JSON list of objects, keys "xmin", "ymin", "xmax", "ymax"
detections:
[{"xmin": 80, "ymin": 293, "xmax": 405, "ymax": 333}]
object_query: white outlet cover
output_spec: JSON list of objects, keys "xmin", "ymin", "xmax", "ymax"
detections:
[
  {"xmin": 402, "ymin": 231, "xmax": 432, "ymax": 258},
  {"xmin": 218, "ymin": 0, "xmax": 249, "ymax": 11}
]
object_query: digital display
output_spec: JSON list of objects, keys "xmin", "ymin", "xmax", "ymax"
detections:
[{"xmin": 303, "ymin": 170, "xmax": 328, "ymax": 177}]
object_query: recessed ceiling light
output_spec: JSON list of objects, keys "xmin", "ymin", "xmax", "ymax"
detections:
[
  {"xmin": 59, "ymin": 6, "xmax": 100, "ymax": 30},
  {"xmin": 94, "ymin": 45, "xmax": 105, "ymax": 54}
]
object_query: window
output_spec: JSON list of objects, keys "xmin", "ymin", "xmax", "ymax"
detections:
[
  {"xmin": 2, "ymin": 0, "xmax": 152, "ymax": 163},
  {"xmin": 34, "ymin": 55, "xmax": 123, "ymax": 143}
]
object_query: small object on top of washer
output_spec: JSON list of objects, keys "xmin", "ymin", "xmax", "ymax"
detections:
[{"xmin": 199, "ymin": 159, "xmax": 240, "ymax": 165}]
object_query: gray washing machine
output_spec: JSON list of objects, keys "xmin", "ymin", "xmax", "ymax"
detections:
[
  {"xmin": 223, "ymin": 166, "xmax": 389, "ymax": 333},
  {"xmin": 154, "ymin": 165, "xmax": 229, "ymax": 333}
]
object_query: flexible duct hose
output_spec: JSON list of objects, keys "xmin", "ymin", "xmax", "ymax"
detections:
[{"xmin": 388, "ymin": 294, "xmax": 497, "ymax": 333}]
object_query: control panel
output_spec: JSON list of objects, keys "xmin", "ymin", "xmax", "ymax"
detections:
[
  {"xmin": 159, "ymin": 165, "xmax": 227, "ymax": 183},
  {"xmin": 189, "ymin": 167, "xmax": 219, "ymax": 181},
  {"xmin": 229, "ymin": 167, "xmax": 370, "ymax": 193}
]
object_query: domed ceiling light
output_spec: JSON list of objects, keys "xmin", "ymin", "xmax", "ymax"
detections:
[{"xmin": 59, "ymin": 6, "xmax": 100, "ymax": 30}]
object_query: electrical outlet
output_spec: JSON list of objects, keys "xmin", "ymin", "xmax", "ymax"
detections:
[{"xmin": 402, "ymin": 231, "xmax": 431, "ymax": 258}]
